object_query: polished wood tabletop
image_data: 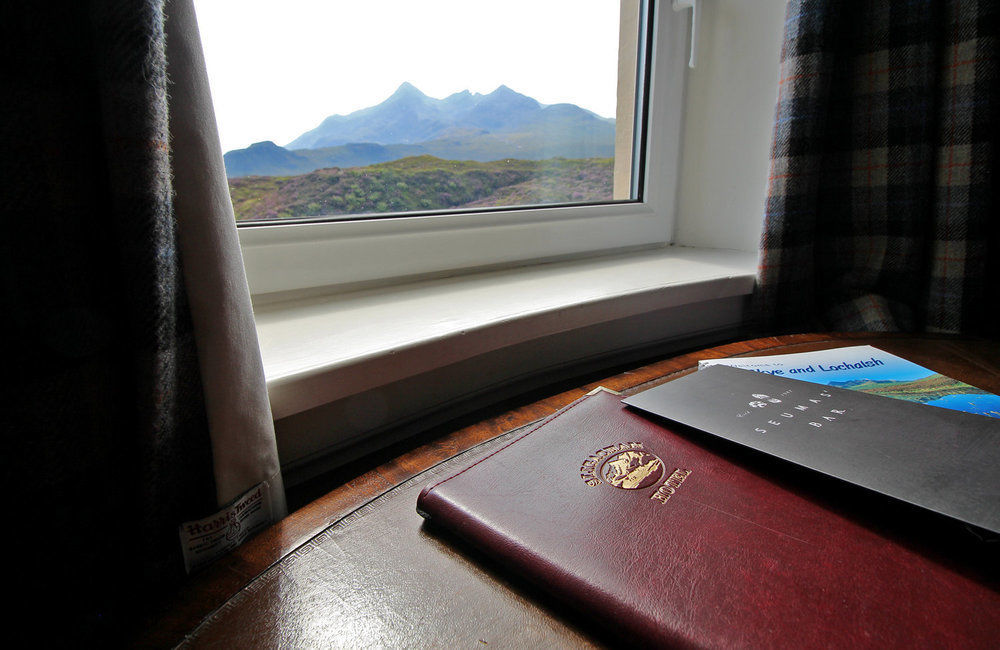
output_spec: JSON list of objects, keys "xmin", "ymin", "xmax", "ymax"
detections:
[{"xmin": 141, "ymin": 333, "xmax": 1000, "ymax": 648}]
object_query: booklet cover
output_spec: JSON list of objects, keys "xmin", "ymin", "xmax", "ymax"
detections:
[
  {"xmin": 623, "ymin": 365, "xmax": 1000, "ymax": 534},
  {"xmin": 699, "ymin": 345, "xmax": 1000, "ymax": 418},
  {"xmin": 418, "ymin": 390, "xmax": 998, "ymax": 647}
]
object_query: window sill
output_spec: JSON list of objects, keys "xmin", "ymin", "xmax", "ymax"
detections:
[
  {"xmin": 257, "ymin": 245, "xmax": 755, "ymax": 418},
  {"xmin": 254, "ymin": 245, "xmax": 757, "ymax": 479}
]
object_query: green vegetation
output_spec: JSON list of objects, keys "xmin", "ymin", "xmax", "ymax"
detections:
[
  {"xmin": 849, "ymin": 374, "xmax": 990, "ymax": 404},
  {"xmin": 228, "ymin": 155, "xmax": 613, "ymax": 221}
]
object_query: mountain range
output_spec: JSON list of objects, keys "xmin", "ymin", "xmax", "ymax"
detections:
[{"xmin": 223, "ymin": 83, "xmax": 615, "ymax": 178}]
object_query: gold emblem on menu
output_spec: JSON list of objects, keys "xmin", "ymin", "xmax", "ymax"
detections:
[
  {"xmin": 580, "ymin": 442, "xmax": 691, "ymax": 503},
  {"xmin": 602, "ymin": 450, "xmax": 664, "ymax": 489}
]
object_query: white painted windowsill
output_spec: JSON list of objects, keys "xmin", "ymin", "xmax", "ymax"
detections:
[{"xmin": 255, "ymin": 245, "xmax": 758, "ymax": 423}]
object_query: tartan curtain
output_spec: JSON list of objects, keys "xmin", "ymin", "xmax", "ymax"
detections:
[
  {"xmin": 1, "ymin": 0, "xmax": 272, "ymax": 641},
  {"xmin": 754, "ymin": 0, "xmax": 999, "ymax": 335}
]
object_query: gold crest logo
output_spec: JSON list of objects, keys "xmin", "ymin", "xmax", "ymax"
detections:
[
  {"xmin": 601, "ymin": 450, "xmax": 664, "ymax": 489},
  {"xmin": 580, "ymin": 441, "xmax": 690, "ymax": 504}
]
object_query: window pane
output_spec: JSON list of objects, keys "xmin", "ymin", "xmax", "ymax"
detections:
[{"xmin": 194, "ymin": 0, "xmax": 646, "ymax": 223}]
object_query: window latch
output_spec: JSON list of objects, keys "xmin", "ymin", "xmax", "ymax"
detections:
[{"xmin": 672, "ymin": 0, "xmax": 700, "ymax": 68}]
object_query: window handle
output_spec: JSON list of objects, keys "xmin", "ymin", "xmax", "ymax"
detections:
[{"xmin": 672, "ymin": 0, "xmax": 700, "ymax": 68}]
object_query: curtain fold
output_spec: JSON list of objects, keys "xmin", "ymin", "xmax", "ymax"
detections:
[
  {"xmin": 754, "ymin": 0, "xmax": 999, "ymax": 336},
  {"xmin": 1, "ymin": 0, "xmax": 283, "ymax": 641},
  {"xmin": 165, "ymin": 0, "xmax": 286, "ymax": 520}
]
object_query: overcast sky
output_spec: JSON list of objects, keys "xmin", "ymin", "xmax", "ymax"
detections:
[{"xmin": 193, "ymin": 0, "xmax": 622, "ymax": 153}]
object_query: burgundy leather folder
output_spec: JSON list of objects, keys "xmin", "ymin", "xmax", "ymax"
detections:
[{"xmin": 417, "ymin": 389, "xmax": 998, "ymax": 648}]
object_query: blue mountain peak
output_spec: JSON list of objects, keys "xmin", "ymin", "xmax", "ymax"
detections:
[
  {"xmin": 281, "ymin": 83, "xmax": 611, "ymax": 153},
  {"xmin": 248, "ymin": 140, "xmax": 280, "ymax": 150},
  {"xmin": 390, "ymin": 81, "xmax": 427, "ymax": 99}
]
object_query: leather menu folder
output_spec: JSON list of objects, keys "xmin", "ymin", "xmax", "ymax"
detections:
[{"xmin": 417, "ymin": 389, "xmax": 998, "ymax": 648}]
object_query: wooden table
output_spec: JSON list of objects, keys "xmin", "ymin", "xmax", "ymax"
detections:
[{"xmin": 143, "ymin": 333, "xmax": 1000, "ymax": 648}]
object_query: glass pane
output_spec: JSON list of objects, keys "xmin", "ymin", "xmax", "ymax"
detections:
[{"xmin": 194, "ymin": 0, "xmax": 645, "ymax": 223}]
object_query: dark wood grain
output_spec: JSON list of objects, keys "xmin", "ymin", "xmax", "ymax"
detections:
[{"xmin": 137, "ymin": 333, "xmax": 1000, "ymax": 648}]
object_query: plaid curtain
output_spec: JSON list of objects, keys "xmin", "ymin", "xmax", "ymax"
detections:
[
  {"xmin": 754, "ymin": 0, "xmax": 999, "ymax": 335},
  {"xmin": 2, "ymin": 0, "xmax": 217, "ymax": 641}
]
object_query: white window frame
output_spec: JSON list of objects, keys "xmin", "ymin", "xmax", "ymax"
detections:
[
  {"xmin": 237, "ymin": 1, "xmax": 689, "ymax": 299},
  {"xmin": 230, "ymin": 0, "xmax": 790, "ymax": 483}
]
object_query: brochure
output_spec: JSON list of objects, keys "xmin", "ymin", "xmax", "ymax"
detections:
[
  {"xmin": 699, "ymin": 345, "xmax": 1000, "ymax": 418},
  {"xmin": 623, "ymin": 365, "xmax": 1000, "ymax": 534}
]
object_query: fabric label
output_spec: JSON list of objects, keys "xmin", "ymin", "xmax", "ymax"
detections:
[{"xmin": 179, "ymin": 481, "xmax": 272, "ymax": 573}]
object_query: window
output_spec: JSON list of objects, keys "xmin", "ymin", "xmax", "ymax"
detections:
[
  {"xmin": 201, "ymin": 1, "xmax": 644, "ymax": 222},
  {"xmin": 194, "ymin": 0, "xmax": 688, "ymax": 299},
  {"xmin": 192, "ymin": 0, "xmax": 787, "ymax": 478}
]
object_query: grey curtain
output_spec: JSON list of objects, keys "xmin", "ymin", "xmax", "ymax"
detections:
[
  {"xmin": 1, "ymin": 0, "xmax": 282, "ymax": 642},
  {"xmin": 753, "ymin": 0, "xmax": 999, "ymax": 335}
]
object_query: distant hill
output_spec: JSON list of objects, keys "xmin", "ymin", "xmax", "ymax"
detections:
[
  {"xmin": 827, "ymin": 379, "xmax": 895, "ymax": 389},
  {"xmin": 223, "ymin": 83, "xmax": 615, "ymax": 178},
  {"xmin": 830, "ymin": 373, "xmax": 990, "ymax": 404},
  {"xmin": 222, "ymin": 140, "xmax": 421, "ymax": 178},
  {"xmin": 229, "ymin": 155, "xmax": 613, "ymax": 221}
]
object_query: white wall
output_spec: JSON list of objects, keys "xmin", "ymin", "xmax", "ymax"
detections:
[{"xmin": 673, "ymin": 0, "xmax": 787, "ymax": 252}]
